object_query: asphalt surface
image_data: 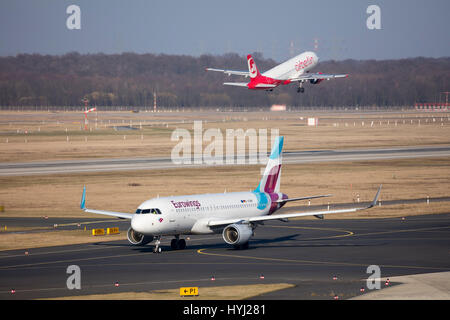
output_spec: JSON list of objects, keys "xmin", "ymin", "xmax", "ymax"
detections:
[
  {"xmin": 2, "ymin": 196, "xmax": 450, "ymax": 231},
  {"xmin": 1, "ymin": 145, "xmax": 449, "ymax": 176},
  {"xmin": 0, "ymin": 213, "xmax": 449, "ymax": 300}
]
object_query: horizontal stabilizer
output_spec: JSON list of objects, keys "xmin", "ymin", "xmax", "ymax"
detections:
[{"xmin": 206, "ymin": 68, "xmax": 250, "ymax": 77}]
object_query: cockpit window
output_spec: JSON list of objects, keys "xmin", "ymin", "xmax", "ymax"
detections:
[{"xmin": 135, "ymin": 208, "xmax": 161, "ymax": 215}]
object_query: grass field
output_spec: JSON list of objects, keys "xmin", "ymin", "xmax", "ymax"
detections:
[
  {"xmin": 0, "ymin": 110, "xmax": 448, "ymax": 162},
  {"xmin": 0, "ymin": 157, "xmax": 448, "ymax": 219},
  {"xmin": 44, "ymin": 283, "xmax": 295, "ymax": 300}
]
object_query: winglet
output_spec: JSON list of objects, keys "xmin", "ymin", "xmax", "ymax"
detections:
[
  {"xmin": 368, "ymin": 184, "xmax": 382, "ymax": 208},
  {"xmin": 80, "ymin": 186, "xmax": 86, "ymax": 210},
  {"xmin": 269, "ymin": 136, "xmax": 284, "ymax": 160}
]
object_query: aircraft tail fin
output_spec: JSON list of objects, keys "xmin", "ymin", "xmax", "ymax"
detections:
[
  {"xmin": 247, "ymin": 54, "xmax": 261, "ymax": 79},
  {"xmin": 255, "ymin": 136, "xmax": 283, "ymax": 193}
]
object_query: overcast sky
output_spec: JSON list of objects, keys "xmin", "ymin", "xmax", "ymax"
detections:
[{"xmin": 1, "ymin": 0, "xmax": 449, "ymax": 61}]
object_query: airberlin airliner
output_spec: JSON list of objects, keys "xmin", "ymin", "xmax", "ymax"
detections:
[
  {"xmin": 80, "ymin": 137, "xmax": 381, "ymax": 253},
  {"xmin": 206, "ymin": 51, "xmax": 348, "ymax": 93}
]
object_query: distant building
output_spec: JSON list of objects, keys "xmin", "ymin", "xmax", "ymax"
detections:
[
  {"xmin": 271, "ymin": 104, "xmax": 286, "ymax": 111},
  {"xmin": 415, "ymin": 103, "xmax": 448, "ymax": 112},
  {"xmin": 307, "ymin": 117, "xmax": 318, "ymax": 126}
]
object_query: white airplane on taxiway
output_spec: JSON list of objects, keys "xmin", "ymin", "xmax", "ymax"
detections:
[{"xmin": 81, "ymin": 136, "xmax": 381, "ymax": 253}]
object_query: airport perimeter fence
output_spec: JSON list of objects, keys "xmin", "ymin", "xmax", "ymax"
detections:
[{"xmin": 1, "ymin": 105, "xmax": 446, "ymax": 113}]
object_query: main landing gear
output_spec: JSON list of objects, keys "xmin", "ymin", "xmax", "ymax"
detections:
[
  {"xmin": 233, "ymin": 242, "xmax": 249, "ymax": 250},
  {"xmin": 152, "ymin": 235, "xmax": 187, "ymax": 253},
  {"xmin": 170, "ymin": 235, "xmax": 186, "ymax": 250},
  {"xmin": 297, "ymin": 80, "xmax": 305, "ymax": 93}
]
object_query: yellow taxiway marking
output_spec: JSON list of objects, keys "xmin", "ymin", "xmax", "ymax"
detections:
[
  {"xmin": 0, "ymin": 235, "xmax": 222, "ymax": 269},
  {"xmin": 0, "ymin": 251, "xmax": 147, "ymax": 270},
  {"xmin": 196, "ymin": 248, "xmax": 447, "ymax": 271},
  {"xmin": 197, "ymin": 225, "xmax": 450, "ymax": 271},
  {"xmin": 351, "ymin": 225, "xmax": 450, "ymax": 238},
  {"xmin": 263, "ymin": 225, "xmax": 354, "ymax": 240},
  {"xmin": 0, "ymin": 235, "xmax": 220, "ymax": 259}
]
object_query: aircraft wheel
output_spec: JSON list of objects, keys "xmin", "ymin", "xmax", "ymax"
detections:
[
  {"xmin": 153, "ymin": 246, "xmax": 162, "ymax": 253},
  {"xmin": 177, "ymin": 239, "xmax": 186, "ymax": 250},
  {"xmin": 233, "ymin": 242, "xmax": 249, "ymax": 250},
  {"xmin": 171, "ymin": 239, "xmax": 178, "ymax": 250}
]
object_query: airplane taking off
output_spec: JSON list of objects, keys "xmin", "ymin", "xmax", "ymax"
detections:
[
  {"xmin": 80, "ymin": 137, "xmax": 381, "ymax": 253},
  {"xmin": 206, "ymin": 51, "xmax": 348, "ymax": 92}
]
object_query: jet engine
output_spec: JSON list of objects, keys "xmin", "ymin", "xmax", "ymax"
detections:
[
  {"xmin": 309, "ymin": 78, "xmax": 324, "ymax": 85},
  {"xmin": 310, "ymin": 72, "xmax": 324, "ymax": 85},
  {"xmin": 127, "ymin": 227, "xmax": 154, "ymax": 246},
  {"xmin": 222, "ymin": 223, "xmax": 253, "ymax": 247}
]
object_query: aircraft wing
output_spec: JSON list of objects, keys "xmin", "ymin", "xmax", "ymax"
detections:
[
  {"xmin": 206, "ymin": 68, "xmax": 250, "ymax": 77},
  {"xmin": 83, "ymin": 208, "xmax": 133, "ymax": 219},
  {"xmin": 208, "ymin": 185, "xmax": 381, "ymax": 227},
  {"xmin": 254, "ymin": 83, "xmax": 277, "ymax": 88},
  {"xmin": 223, "ymin": 82, "xmax": 277, "ymax": 88},
  {"xmin": 275, "ymin": 194, "xmax": 332, "ymax": 204},
  {"xmin": 223, "ymin": 82, "xmax": 249, "ymax": 87},
  {"xmin": 289, "ymin": 73, "xmax": 348, "ymax": 82},
  {"xmin": 80, "ymin": 186, "xmax": 133, "ymax": 219}
]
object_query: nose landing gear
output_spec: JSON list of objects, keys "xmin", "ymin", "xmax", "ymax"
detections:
[{"xmin": 153, "ymin": 236, "xmax": 162, "ymax": 253}]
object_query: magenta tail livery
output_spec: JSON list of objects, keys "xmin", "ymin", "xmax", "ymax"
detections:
[
  {"xmin": 206, "ymin": 51, "xmax": 348, "ymax": 93},
  {"xmin": 80, "ymin": 137, "xmax": 381, "ymax": 253}
]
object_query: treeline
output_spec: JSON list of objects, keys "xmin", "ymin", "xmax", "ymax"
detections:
[{"xmin": 0, "ymin": 52, "xmax": 448, "ymax": 108}]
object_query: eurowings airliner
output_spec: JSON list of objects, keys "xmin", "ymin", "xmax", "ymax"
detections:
[
  {"xmin": 206, "ymin": 51, "xmax": 348, "ymax": 92},
  {"xmin": 80, "ymin": 137, "xmax": 381, "ymax": 253}
]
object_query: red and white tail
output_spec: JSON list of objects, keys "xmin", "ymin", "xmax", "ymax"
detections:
[{"xmin": 247, "ymin": 55, "xmax": 261, "ymax": 79}]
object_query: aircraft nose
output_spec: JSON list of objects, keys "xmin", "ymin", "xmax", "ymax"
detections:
[
  {"xmin": 131, "ymin": 214, "xmax": 144, "ymax": 233},
  {"xmin": 131, "ymin": 214, "xmax": 159, "ymax": 234}
]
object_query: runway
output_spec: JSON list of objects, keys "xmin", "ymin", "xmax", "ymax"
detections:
[
  {"xmin": 0, "ymin": 145, "xmax": 449, "ymax": 176},
  {"xmin": 0, "ymin": 213, "xmax": 449, "ymax": 300}
]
